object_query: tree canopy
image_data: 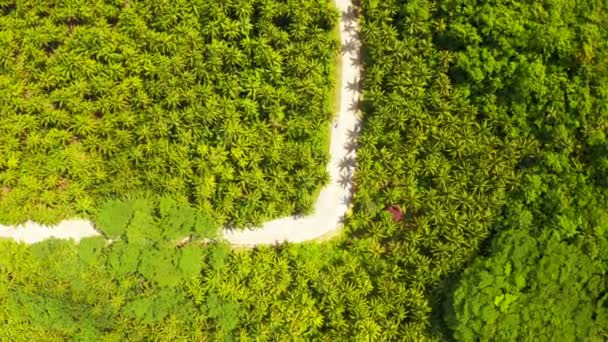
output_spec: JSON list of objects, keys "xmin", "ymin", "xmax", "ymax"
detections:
[
  {"xmin": 446, "ymin": 228, "xmax": 608, "ymax": 341},
  {"xmin": 2, "ymin": 0, "xmax": 608, "ymax": 340},
  {"xmin": 0, "ymin": 0, "xmax": 339, "ymax": 227}
]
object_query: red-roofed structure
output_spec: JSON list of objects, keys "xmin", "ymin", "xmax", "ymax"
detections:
[{"xmin": 385, "ymin": 205, "xmax": 403, "ymax": 222}]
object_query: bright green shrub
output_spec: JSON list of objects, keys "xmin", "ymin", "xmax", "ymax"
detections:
[
  {"xmin": 95, "ymin": 199, "xmax": 134, "ymax": 238},
  {"xmin": 95, "ymin": 197, "xmax": 217, "ymax": 286},
  {"xmin": 0, "ymin": 0, "xmax": 339, "ymax": 226},
  {"xmin": 95, "ymin": 197, "xmax": 218, "ymax": 241}
]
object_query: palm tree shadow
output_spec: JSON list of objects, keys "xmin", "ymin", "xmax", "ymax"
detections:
[
  {"xmin": 338, "ymin": 155, "xmax": 356, "ymax": 172},
  {"xmin": 347, "ymin": 98, "xmax": 360, "ymax": 113},
  {"xmin": 340, "ymin": 4, "xmax": 362, "ymax": 69},
  {"xmin": 293, "ymin": 212, "xmax": 308, "ymax": 220},
  {"xmin": 340, "ymin": 28, "xmax": 363, "ymax": 69},
  {"xmin": 337, "ymin": 173, "xmax": 353, "ymax": 189},
  {"xmin": 343, "ymin": 125, "xmax": 361, "ymax": 156},
  {"xmin": 343, "ymin": 22, "xmax": 357, "ymax": 35},
  {"xmin": 341, "ymin": 6, "xmax": 359, "ymax": 24},
  {"xmin": 341, "ymin": 38, "xmax": 359, "ymax": 55},
  {"xmin": 344, "ymin": 139, "xmax": 358, "ymax": 154},
  {"xmin": 349, "ymin": 52, "xmax": 364, "ymax": 68},
  {"xmin": 346, "ymin": 77, "xmax": 362, "ymax": 94},
  {"xmin": 341, "ymin": 193, "xmax": 353, "ymax": 206},
  {"xmin": 347, "ymin": 125, "xmax": 361, "ymax": 141}
]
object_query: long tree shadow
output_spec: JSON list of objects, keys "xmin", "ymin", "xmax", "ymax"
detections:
[{"xmin": 334, "ymin": 0, "xmax": 363, "ymax": 225}]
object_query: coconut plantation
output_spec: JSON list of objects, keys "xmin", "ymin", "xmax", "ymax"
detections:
[{"xmin": 1, "ymin": 0, "xmax": 608, "ymax": 340}]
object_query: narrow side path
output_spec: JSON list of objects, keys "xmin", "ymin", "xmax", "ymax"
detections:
[{"xmin": 0, "ymin": 0, "xmax": 362, "ymax": 246}]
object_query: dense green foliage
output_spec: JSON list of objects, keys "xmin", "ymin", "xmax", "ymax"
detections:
[
  {"xmin": 96, "ymin": 197, "xmax": 217, "ymax": 242},
  {"xmin": 1, "ymin": 202, "xmax": 382, "ymax": 340},
  {"xmin": 2, "ymin": 0, "xmax": 608, "ymax": 340},
  {"xmin": 0, "ymin": 0, "xmax": 339, "ymax": 226},
  {"xmin": 447, "ymin": 228, "xmax": 608, "ymax": 341},
  {"xmin": 434, "ymin": 0, "xmax": 608, "ymax": 339}
]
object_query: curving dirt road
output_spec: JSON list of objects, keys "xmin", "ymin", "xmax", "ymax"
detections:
[{"xmin": 0, "ymin": 0, "xmax": 362, "ymax": 246}]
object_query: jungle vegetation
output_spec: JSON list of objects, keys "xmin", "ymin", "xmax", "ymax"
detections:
[
  {"xmin": 446, "ymin": 228, "xmax": 608, "ymax": 341},
  {"xmin": 2, "ymin": 0, "xmax": 608, "ymax": 341},
  {"xmin": 0, "ymin": 0, "xmax": 339, "ymax": 226}
]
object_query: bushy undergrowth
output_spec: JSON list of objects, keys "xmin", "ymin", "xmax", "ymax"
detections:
[
  {"xmin": 2, "ymin": 0, "xmax": 608, "ymax": 340},
  {"xmin": 0, "ymin": 0, "xmax": 339, "ymax": 226}
]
